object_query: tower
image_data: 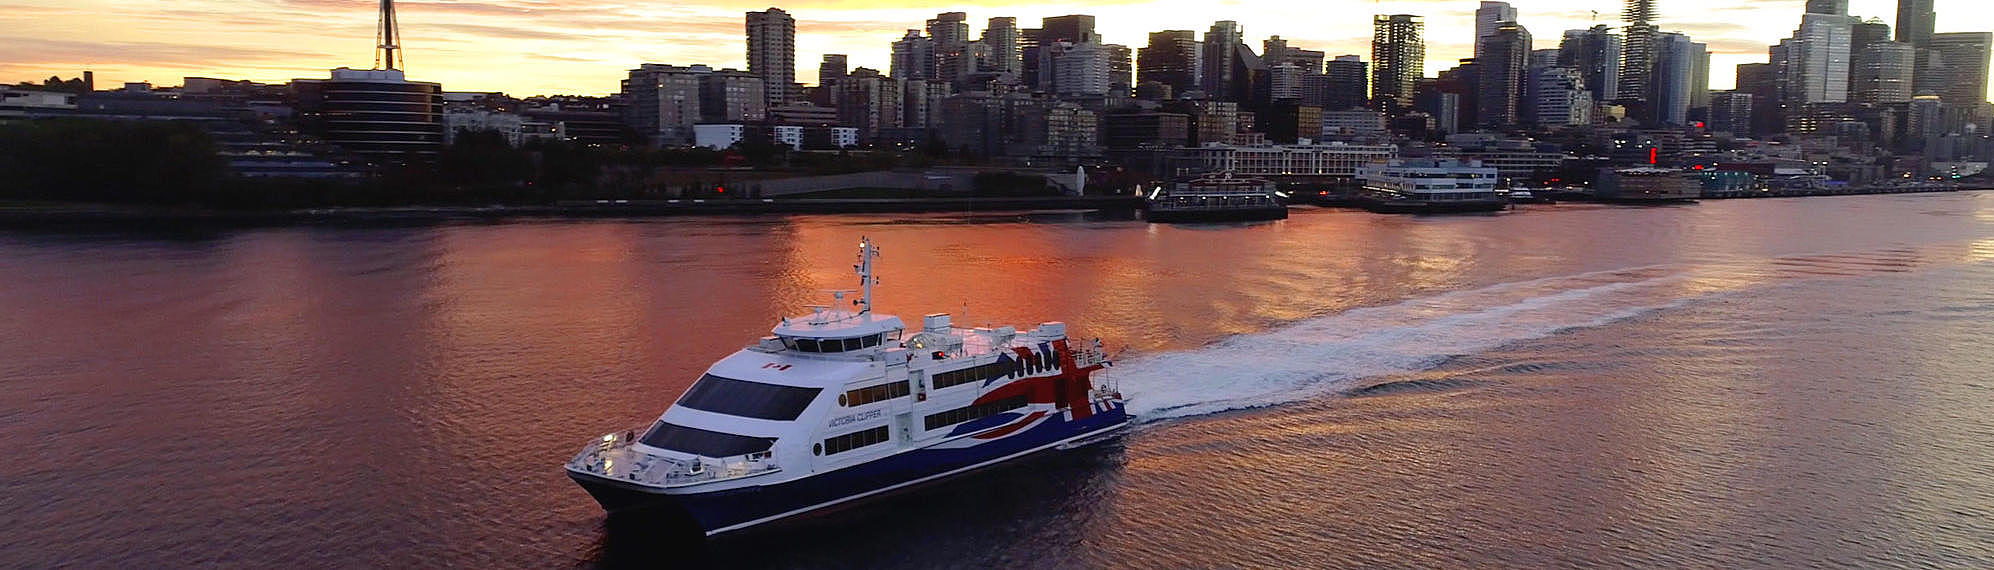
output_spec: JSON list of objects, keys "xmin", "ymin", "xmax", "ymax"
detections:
[
  {"xmin": 746, "ymin": 8, "xmax": 797, "ymax": 108},
  {"xmin": 1474, "ymin": 2, "xmax": 1517, "ymax": 59},
  {"xmin": 376, "ymin": 0, "xmax": 402, "ymax": 70},
  {"xmin": 1617, "ymin": 0, "xmax": 1659, "ymax": 122},
  {"xmin": 1895, "ymin": 0, "xmax": 1935, "ymax": 47},
  {"xmin": 1372, "ymin": 14, "xmax": 1424, "ymax": 113}
]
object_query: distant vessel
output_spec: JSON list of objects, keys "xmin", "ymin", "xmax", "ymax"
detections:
[
  {"xmin": 1356, "ymin": 159, "xmax": 1508, "ymax": 214},
  {"xmin": 566, "ymin": 239, "xmax": 1131, "ymax": 536},
  {"xmin": 1597, "ymin": 167, "xmax": 1700, "ymax": 203},
  {"xmin": 1144, "ymin": 172, "xmax": 1289, "ymax": 223}
]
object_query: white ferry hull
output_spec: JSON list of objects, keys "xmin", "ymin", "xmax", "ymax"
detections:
[{"xmin": 569, "ymin": 402, "xmax": 1131, "ymax": 536}]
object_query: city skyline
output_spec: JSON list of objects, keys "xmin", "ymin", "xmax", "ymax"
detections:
[{"xmin": 5, "ymin": 0, "xmax": 1990, "ymax": 97}]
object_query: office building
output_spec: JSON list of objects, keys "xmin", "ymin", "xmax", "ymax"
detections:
[
  {"xmin": 1782, "ymin": 14, "xmax": 1857, "ymax": 105},
  {"xmin": 1324, "ymin": 55, "xmax": 1369, "ymax": 111},
  {"xmin": 698, "ymin": 68, "xmax": 767, "ymax": 124},
  {"xmin": 1476, "ymin": 21, "xmax": 1531, "ymax": 129},
  {"xmin": 1805, "ymin": 0, "xmax": 1847, "ymax": 15},
  {"xmin": 1531, "ymin": 66, "xmax": 1593, "ymax": 127},
  {"xmin": 1474, "ymin": 2, "xmax": 1517, "ymax": 60},
  {"xmin": 1138, "ymin": 30, "xmax": 1203, "ymax": 97},
  {"xmin": 1855, "ymin": 41, "xmax": 1916, "ymax": 104},
  {"xmin": 746, "ymin": 8, "xmax": 796, "ymax": 107},
  {"xmin": 1560, "ymin": 26, "xmax": 1622, "ymax": 107},
  {"xmin": 891, "ymin": 30, "xmax": 935, "ymax": 81},
  {"xmin": 1708, "ymin": 91, "xmax": 1754, "ymax": 137},
  {"xmin": 1202, "ymin": 21, "xmax": 1246, "ymax": 101},
  {"xmin": 984, "ymin": 17, "xmax": 1022, "ymax": 76},
  {"xmin": 1372, "ymin": 14, "xmax": 1424, "ymax": 112},
  {"xmin": 1896, "ymin": 0, "xmax": 1935, "ymax": 46},
  {"xmin": 292, "ymin": 67, "xmax": 444, "ymax": 161},
  {"xmin": 1923, "ymin": 33, "xmax": 1992, "ymax": 105},
  {"xmin": 1652, "ymin": 32, "xmax": 1706, "ymax": 126},
  {"xmin": 819, "ymin": 54, "xmax": 848, "ymax": 85}
]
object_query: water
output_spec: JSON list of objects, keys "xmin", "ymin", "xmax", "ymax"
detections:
[{"xmin": 5, "ymin": 194, "xmax": 1994, "ymax": 568}]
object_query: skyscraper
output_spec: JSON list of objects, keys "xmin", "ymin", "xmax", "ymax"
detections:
[
  {"xmin": 1476, "ymin": 21, "xmax": 1531, "ymax": 128},
  {"xmin": 1805, "ymin": 0, "xmax": 1848, "ymax": 15},
  {"xmin": 1923, "ymin": 32, "xmax": 1992, "ymax": 104},
  {"xmin": 891, "ymin": 30, "xmax": 934, "ymax": 80},
  {"xmin": 1202, "ymin": 21, "xmax": 1245, "ymax": 101},
  {"xmin": 819, "ymin": 54, "xmax": 848, "ymax": 85},
  {"xmin": 1895, "ymin": 0, "xmax": 1935, "ymax": 46},
  {"xmin": 1137, "ymin": 30, "xmax": 1201, "ymax": 97},
  {"xmin": 1618, "ymin": 0, "xmax": 1658, "ymax": 113},
  {"xmin": 1324, "ymin": 55, "xmax": 1369, "ymax": 111},
  {"xmin": 1652, "ymin": 32, "xmax": 1706, "ymax": 126},
  {"xmin": 746, "ymin": 8, "xmax": 796, "ymax": 108},
  {"xmin": 1560, "ymin": 26, "xmax": 1622, "ymax": 108},
  {"xmin": 984, "ymin": 17, "xmax": 1022, "ymax": 76},
  {"xmin": 1783, "ymin": 14, "xmax": 1857, "ymax": 105},
  {"xmin": 1474, "ymin": 2, "xmax": 1517, "ymax": 60},
  {"xmin": 1372, "ymin": 14, "xmax": 1424, "ymax": 112},
  {"xmin": 1040, "ymin": 15, "xmax": 1097, "ymax": 44},
  {"xmin": 1854, "ymin": 42, "xmax": 1916, "ymax": 104},
  {"xmin": 927, "ymin": 12, "xmax": 970, "ymax": 48}
]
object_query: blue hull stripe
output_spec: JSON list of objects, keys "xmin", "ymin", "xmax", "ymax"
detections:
[{"xmin": 572, "ymin": 404, "xmax": 1130, "ymax": 535}]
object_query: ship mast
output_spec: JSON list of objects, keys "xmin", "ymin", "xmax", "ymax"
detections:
[{"xmin": 855, "ymin": 237, "xmax": 878, "ymax": 314}]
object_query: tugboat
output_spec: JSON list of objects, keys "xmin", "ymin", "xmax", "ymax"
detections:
[
  {"xmin": 565, "ymin": 239, "xmax": 1131, "ymax": 536},
  {"xmin": 1355, "ymin": 159, "xmax": 1508, "ymax": 214},
  {"xmin": 1144, "ymin": 172, "xmax": 1289, "ymax": 223}
]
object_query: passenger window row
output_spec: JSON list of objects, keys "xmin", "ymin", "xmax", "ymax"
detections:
[
  {"xmin": 931, "ymin": 362, "xmax": 1011, "ymax": 390},
  {"xmin": 822, "ymin": 425, "xmax": 890, "ymax": 455},
  {"xmin": 922, "ymin": 396, "xmax": 1030, "ymax": 431},
  {"xmin": 842, "ymin": 380, "xmax": 911, "ymax": 407},
  {"xmin": 784, "ymin": 334, "xmax": 884, "ymax": 354}
]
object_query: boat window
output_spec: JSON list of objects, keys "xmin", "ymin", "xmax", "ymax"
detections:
[
  {"xmin": 795, "ymin": 338, "xmax": 821, "ymax": 352},
  {"xmin": 823, "ymin": 425, "xmax": 890, "ymax": 455},
  {"xmin": 844, "ymin": 380, "xmax": 912, "ymax": 407},
  {"xmin": 922, "ymin": 396, "xmax": 1030, "ymax": 431},
  {"xmin": 638, "ymin": 421, "xmax": 774, "ymax": 458},
  {"xmin": 676, "ymin": 374, "xmax": 822, "ymax": 421},
  {"xmin": 932, "ymin": 362, "xmax": 1011, "ymax": 390},
  {"xmin": 862, "ymin": 335, "xmax": 882, "ymax": 348},
  {"xmin": 842, "ymin": 338, "xmax": 863, "ymax": 351}
]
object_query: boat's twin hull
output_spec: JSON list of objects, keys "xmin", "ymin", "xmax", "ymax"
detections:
[{"xmin": 570, "ymin": 403, "xmax": 1132, "ymax": 536}]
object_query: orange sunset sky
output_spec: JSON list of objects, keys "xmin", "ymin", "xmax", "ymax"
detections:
[{"xmin": 4, "ymin": 0, "xmax": 1989, "ymax": 98}]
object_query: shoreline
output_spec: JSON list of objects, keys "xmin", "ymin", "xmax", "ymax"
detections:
[{"xmin": 1, "ymin": 188, "xmax": 1984, "ymax": 229}]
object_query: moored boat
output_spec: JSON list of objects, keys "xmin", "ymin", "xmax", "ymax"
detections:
[
  {"xmin": 1144, "ymin": 172, "xmax": 1289, "ymax": 223},
  {"xmin": 1355, "ymin": 159, "xmax": 1508, "ymax": 214},
  {"xmin": 565, "ymin": 239, "xmax": 1132, "ymax": 536}
]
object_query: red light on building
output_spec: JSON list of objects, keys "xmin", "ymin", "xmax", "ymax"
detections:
[{"xmin": 1649, "ymin": 148, "xmax": 1659, "ymax": 165}]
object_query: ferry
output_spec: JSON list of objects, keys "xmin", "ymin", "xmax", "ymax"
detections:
[
  {"xmin": 1355, "ymin": 159, "xmax": 1508, "ymax": 214},
  {"xmin": 1144, "ymin": 172, "xmax": 1289, "ymax": 223},
  {"xmin": 565, "ymin": 239, "xmax": 1131, "ymax": 536}
]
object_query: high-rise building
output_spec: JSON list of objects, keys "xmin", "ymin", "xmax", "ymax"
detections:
[
  {"xmin": 1138, "ymin": 30, "xmax": 1202, "ymax": 97},
  {"xmin": 1530, "ymin": 66, "xmax": 1593, "ymax": 127},
  {"xmin": 891, "ymin": 30, "xmax": 935, "ymax": 80},
  {"xmin": 984, "ymin": 17, "xmax": 1022, "ymax": 76},
  {"xmin": 1736, "ymin": 62, "xmax": 1783, "ymax": 136},
  {"xmin": 1476, "ymin": 21, "xmax": 1531, "ymax": 128},
  {"xmin": 293, "ymin": 68, "xmax": 444, "ymax": 161},
  {"xmin": 1040, "ymin": 15, "xmax": 1097, "ymax": 44},
  {"xmin": 1325, "ymin": 55, "xmax": 1369, "ymax": 110},
  {"xmin": 1107, "ymin": 44, "xmax": 1135, "ymax": 96},
  {"xmin": 1372, "ymin": 14, "xmax": 1425, "ymax": 112},
  {"xmin": 1263, "ymin": 36, "xmax": 1289, "ymax": 66},
  {"xmin": 1708, "ymin": 91, "xmax": 1754, "ymax": 137},
  {"xmin": 1652, "ymin": 32, "xmax": 1706, "ymax": 126},
  {"xmin": 1561, "ymin": 26, "xmax": 1622, "ymax": 108},
  {"xmin": 1474, "ymin": 2, "xmax": 1518, "ymax": 60},
  {"xmin": 833, "ymin": 67, "xmax": 900, "ymax": 141},
  {"xmin": 819, "ymin": 54, "xmax": 848, "ymax": 85},
  {"xmin": 1923, "ymin": 32, "xmax": 1992, "ymax": 104},
  {"xmin": 1202, "ymin": 21, "xmax": 1246, "ymax": 101},
  {"xmin": 621, "ymin": 64, "xmax": 709, "ymax": 146},
  {"xmin": 927, "ymin": 12, "xmax": 970, "ymax": 48},
  {"xmin": 1805, "ymin": 0, "xmax": 1848, "ymax": 15},
  {"xmin": 1782, "ymin": 14, "xmax": 1857, "ymax": 105},
  {"xmin": 1618, "ymin": 0, "xmax": 1658, "ymax": 116},
  {"xmin": 1048, "ymin": 41, "xmax": 1112, "ymax": 97},
  {"xmin": 746, "ymin": 8, "xmax": 796, "ymax": 108},
  {"xmin": 698, "ymin": 68, "xmax": 767, "ymax": 124},
  {"xmin": 1855, "ymin": 42, "xmax": 1916, "ymax": 104},
  {"xmin": 1895, "ymin": 0, "xmax": 1935, "ymax": 46}
]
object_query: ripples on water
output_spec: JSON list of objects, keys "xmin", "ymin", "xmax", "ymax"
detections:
[{"xmin": 3, "ymin": 194, "xmax": 1994, "ymax": 568}]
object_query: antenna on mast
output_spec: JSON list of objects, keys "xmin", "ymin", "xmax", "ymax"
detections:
[
  {"xmin": 376, "ymin": 0, "xmax": 403, "ymax": 70},
  {"xmin": 854, "ymin": 237, "xmax": 879, "ymax": 315}
]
